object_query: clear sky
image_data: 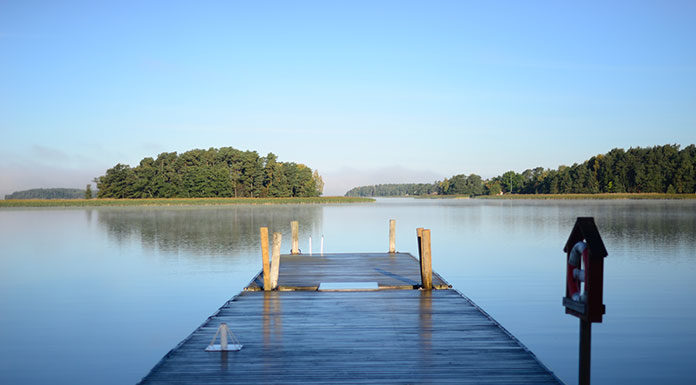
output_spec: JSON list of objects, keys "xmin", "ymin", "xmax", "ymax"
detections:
[{"xmin": 1, "ymin": 1, "xmax": 695, "ymax": 196}]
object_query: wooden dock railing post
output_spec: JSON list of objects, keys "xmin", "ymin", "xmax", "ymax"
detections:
[
  {"xmin": 389, "ymin": 219, "xmax": 396, "ymax": 253},
  {"xmin": 260, "ymin": 227, "xmax": 271, "ymax": 291},
  {"xmin": 420, "ymin": 229, "xmax": 433, "ymax": 290},
  {"xmin": 270, "ymin": 232, "xmax": 282, "ymax": 290},
  {"xmin": 291, "ymin": 220, "xmax": 299, "ymax": 254}
]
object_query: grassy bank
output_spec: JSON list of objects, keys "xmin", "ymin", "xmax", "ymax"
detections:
[
  {"xmin": 474, "ymin": 193, "xmax": 696, "ymax": 200},
  {"xmin": 0, "ymin": 196, "xmax": 375, "ymax": 207}
]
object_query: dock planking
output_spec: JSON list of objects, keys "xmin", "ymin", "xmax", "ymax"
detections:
[
  {"xmin": 139, "ymin": 253, "xmax": 563, "ymax": 384},
  {"xmin": 245, "ymin": 252, "xmax": 451, "ymax": 291}
]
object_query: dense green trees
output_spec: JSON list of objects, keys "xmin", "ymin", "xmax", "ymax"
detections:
[
  {"xmin": 345, "ymin": 183, "xmax": 437, "ymax": 197},
  {"xmin": 345, "ymin": 145, "xmax": 696, "ymax": 197},
  {"xmin": 95, "ymin": 147, "xmax": 324, "ymax": 198},
  {"xmin": 496, "ymin": 144, "xmax": 696, "ymax": 194}
]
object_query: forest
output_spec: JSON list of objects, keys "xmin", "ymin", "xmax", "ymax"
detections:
[
  {"xmin": 95, "ymin": 147, "xmax": 324, "ymax": 198},
  {"xmin": 345, "ymin": 144, "xmax": 696, "ymax": 197},
  {"xmin": 4, "ymin": 188, "xmax": 89, "ymax": 200}
]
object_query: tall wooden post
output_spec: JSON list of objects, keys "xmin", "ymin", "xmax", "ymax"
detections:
[
  {"xmin": 579, "ymin": 320, "xmax": 592, "ymax": 385},
  {"xmin": 420, "ymin": 229, "xmax": 433, "ymax": 290},
  {"xmin": 389, "ymin": 219, "xmax": 396, "ymax": 253},
  {"xmin": 291, "ymin": 220, "xmax": 299, "ymax": 254},
  {"xmin": 270, "ymin": 232, "xmax": 282, "ymax": 290},
  {"xmin": 260, "ymin": 227, "xmax": 271, "ymax": 291}
]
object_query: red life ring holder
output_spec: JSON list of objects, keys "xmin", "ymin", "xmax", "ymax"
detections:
[{"xmin": 567, "ymin": 241, "xmax": 587, "ymax": 302}]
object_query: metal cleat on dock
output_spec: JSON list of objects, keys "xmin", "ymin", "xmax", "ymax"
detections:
[{"xmin": 205, "ymin": 323, "xmax": 242, "ymax": 352}]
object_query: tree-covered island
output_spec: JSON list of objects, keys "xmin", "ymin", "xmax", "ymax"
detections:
[{"xmin": 96, "ymin": 147, "xmax": 324, "ymax": 198}]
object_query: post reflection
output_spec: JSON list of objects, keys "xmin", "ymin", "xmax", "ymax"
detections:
[
  {"xmin": 262, "ymin": 291, "xmax": 283, "ymax": 348},
  {"xmin": 219, "ymin": 351, "xmax": 228, "ymax": 371},
  {"xmin": 419, "ymin": 290, "xmax": 432, "ymax": 351}
]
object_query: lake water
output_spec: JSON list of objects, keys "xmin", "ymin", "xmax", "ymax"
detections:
[{"xmin": 1, "ymin": 198, "xmax": 695, "ymax": 384}]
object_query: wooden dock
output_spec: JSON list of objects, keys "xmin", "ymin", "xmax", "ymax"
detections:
[{"xmin": 138, "ymin": 252, "xmax": 563, "ymax": 384}]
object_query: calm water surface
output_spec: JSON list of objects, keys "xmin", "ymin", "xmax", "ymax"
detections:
[{"xmin": 1, "ymin": 199, "xmax": 695, "ymax": 384}]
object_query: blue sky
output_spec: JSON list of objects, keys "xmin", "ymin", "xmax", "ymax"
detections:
[{"xmin": 1, "ymin": 1, "xmax": 694, "ymax": 196}]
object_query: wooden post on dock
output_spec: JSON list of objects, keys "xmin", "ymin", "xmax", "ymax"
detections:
[
  {"xmin": 270, "ymin": 232, "xmax": 282, "ymax": 290},
  {"xmin": 420, "ymin": 229, "xmax": 433, "ymax": 290},
  {"xmin": 291, "ymin": 221, "xmax": 299, "ymax": 254},
  {"xmin": 389, "ymin": 219, "xmax": 396, "ymax": 253},
  {"xmin": 260, "ymin": 227, "xmax": 271, "ymax": 291}
]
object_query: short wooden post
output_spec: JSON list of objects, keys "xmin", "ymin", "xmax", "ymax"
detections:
[
  {"xmin": 270, "ymin": 232, "xmax": 282, "ymax": 290},
  {"xmin": 291, "ymin": 220, "xmax": 299, "ymax": 254},
  {"xmin": 420, "ymin": 229, "xmax": 433, "ymax": 290},
  {"xmin": 389, "ymin": 219, "xmax": 396, "ymax": 253},
  {"xmin": 260, "ymin": 227, "xmax": 271, "ymax": 291}
]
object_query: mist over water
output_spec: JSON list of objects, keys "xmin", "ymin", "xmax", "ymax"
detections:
[{"xmin": 1, "ymin": 199, "xmax": 694, "ymax": 384}]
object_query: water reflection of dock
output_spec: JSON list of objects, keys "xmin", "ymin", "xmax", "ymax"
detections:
[{"xmin": 138, "ymin": 252, "xmax": 563, "ymax": 384}]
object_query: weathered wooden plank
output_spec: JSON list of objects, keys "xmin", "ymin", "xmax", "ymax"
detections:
[
  {"xmin": 245, "ymin": 252, "xmax": 450, "ymax": 291},
  {"xmin": 139, "ymin": 287, "xmax": 563, "ymax": 384}
]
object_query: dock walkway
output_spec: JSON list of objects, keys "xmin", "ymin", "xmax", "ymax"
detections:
[{"xmin": 139, "ymin": 252, "xmax": 563, "ymax": 384}]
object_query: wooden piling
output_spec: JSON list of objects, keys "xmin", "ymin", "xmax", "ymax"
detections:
[
  {"xmin": 291, "ymin": 221, "xmax": 299, "ymax": 254},
  {"xmin": 270, "ymin": 233, "xmax": 282, "ymax": 290},
  {"xmin": 420, "ymin": 229, "xmax": 433, "ymax": 290},
  {"xmin": 389, "ymin": 219, "xmax": 396, "ymax": 253},
  {"xmin": 260, "ymin": 227, "xmax": 271, "ymax": 291}
]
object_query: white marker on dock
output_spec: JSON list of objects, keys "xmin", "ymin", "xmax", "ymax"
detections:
[
  {"xmin": 309, "ymin": 236, "xmax": 312, "ymax": 256},
  {"xmin": 205, "ymin": 323, "xmax": 242, "ymax": 351}
]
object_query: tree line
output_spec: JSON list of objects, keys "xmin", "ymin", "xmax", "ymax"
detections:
[
  {"xmin": 95, "ymin": 147, "xmax": 324, "ymax": 198},
  {"xmin": 345, "ymin": 144, "xmax": 696, "ymax": 197},
  {"xmin": 344, "ymin": 183, "xmax": 438, "ymax": 197},
  {"xmin": 5, "ymin": 188, "xmax": 91, "ymax": 200}
]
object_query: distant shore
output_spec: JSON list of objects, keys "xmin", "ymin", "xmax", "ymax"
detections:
[
  {"xmin": 0, "ymin": 196, "xmax": 374, "ymax": 207},
  {"xmin": 476, "ymin": 193, "xmax": 696, "ymax": 200},
  {"xmin": 385, "ymin": 193, "xmax": 696, "ymax": 200}
]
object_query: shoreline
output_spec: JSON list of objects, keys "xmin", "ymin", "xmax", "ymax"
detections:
[
  {"xmin": 474, "ymin": 193, "xmax": 696, "ymax": 200},
  {"xmin": 357, "ymin": 193, "xmax": 696, "ymax": 200},
  {"xmin": 0, "ymin": 196, "xmax": 374, "ymax": 208}
]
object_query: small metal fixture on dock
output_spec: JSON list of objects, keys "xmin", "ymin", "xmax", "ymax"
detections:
[{"xmin": 204, "ymin": 323, "xmax": 242, "ymax": 352}]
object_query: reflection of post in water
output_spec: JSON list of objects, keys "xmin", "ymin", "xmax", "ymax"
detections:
[
  {"xmin": 263, "ymin": 292, "xmax": 283, "ymax": 348},
  {"xmin": 220, "ymin": 351, "xmax": 228, "ymax": 371},
  {"xmin": 419, "ymin": 290, "xmax": 432, "ymax": 351}
]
